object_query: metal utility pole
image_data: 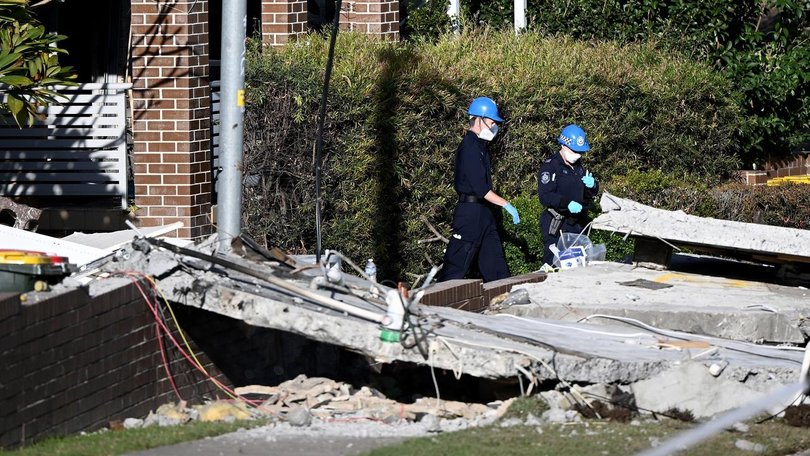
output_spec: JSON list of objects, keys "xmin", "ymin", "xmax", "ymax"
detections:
[{"xmin": 217, "ymin": 0, "xmax": 247, "ymax": 252}]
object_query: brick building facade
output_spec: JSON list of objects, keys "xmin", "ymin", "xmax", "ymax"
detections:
[
  {"xmin": 130, "ymin": 0, "xmax": 399, "ymax": 239},
  {"xmin": 130, "ymin": 0, "xmax": 214, "ymax": 240}
]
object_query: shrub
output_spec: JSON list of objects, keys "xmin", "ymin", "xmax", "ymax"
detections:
[
  {"xmin": 408, "ymin": 0, "xmax": 809, "ymax": 162},
  {"xmin": 402, "ymin": 0, "xmax": 451, "ymax": 41},
  {"xmin": 242, "ymin": 31, "xmax": 743, "ymax": 281}
]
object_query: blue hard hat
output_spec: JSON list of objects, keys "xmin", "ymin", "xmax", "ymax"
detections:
[
  {"xmin": 468, "ymin": 97, "xmax": 504, "ymax": 122},
  {"xmin": 558, "ymin": 124, "xmax": 590, "ymax": 153}
]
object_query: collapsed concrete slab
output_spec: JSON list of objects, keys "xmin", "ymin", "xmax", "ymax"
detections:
[
  {"xmin": 102, "ymin": 240, "xmax": 804, "ymax": 398},
  {"xmin": 503, "ymin": 261, "xmax": 809, "ymax": 344},
  {"xmin": 631, "ymin": 362, "xmax": 769, "ymax": 419},
  {"xmin": 593, "ymin": 192, "xmax": 810, "ymax": 265}
]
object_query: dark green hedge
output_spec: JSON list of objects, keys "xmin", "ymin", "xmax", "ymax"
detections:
[
  {"xmin": 501, "ymin": 176, "xmax": 810, "ymax": 274},
  {"xmin": 407, "ymin": 0, "xmax": 810, "ymax": 163},
  {"xmin": 242, "ymin": 31, "xmax": 743, "ymax": 281}
]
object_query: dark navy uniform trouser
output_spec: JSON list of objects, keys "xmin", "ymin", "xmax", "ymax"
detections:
[
  {"xmin": 439, "ymin": 201, "xmax": 509, "ymax": 283},
  {"xmin": 540, "ymin": 211, "xmax": 583, "ymax": 266}
]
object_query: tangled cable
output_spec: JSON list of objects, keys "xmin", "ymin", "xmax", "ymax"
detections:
[{"xmin": 112, "ymin": 271, "xmax": 277, "ymax": 415}]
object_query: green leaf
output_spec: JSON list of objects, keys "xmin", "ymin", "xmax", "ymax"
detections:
[
  {"xmin": 0, "ymin": 51, "xmax": 20, "ymax": 70},
  {"xmin": 6, "ymin": 93, "xmax": 23, "ymax": 117},
  {"xmin": 0, "ymin": 74, "xmax": 32, "ymax": 85}
]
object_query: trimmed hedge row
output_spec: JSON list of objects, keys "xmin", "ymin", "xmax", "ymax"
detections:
[
  {"xmin": 242, "ymin": 31, "xmax": 744, "ymax": 281},
  {"xmin": 502, "ymin": 172, "xmax": 810, "ymax": 274},
  {"xmin": 406, "ymin": 0, "xmax": 810, "ymax": 163}
]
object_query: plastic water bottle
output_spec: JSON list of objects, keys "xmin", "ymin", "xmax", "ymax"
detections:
[{"xmin": 364, "ymin": 258, "xmax": 377, "ymax": 283}]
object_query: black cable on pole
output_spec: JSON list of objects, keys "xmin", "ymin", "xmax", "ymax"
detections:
[{"xmin": 314, "ymin": 0, "xmax": 343, "ymax": 264}]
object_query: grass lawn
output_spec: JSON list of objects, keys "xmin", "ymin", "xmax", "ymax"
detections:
[
  {"xmin": 3, "ymin": 395, "xmax": 808, "ymax": 456},
  {"xmin": 0, "ymin": 420, "xmax": 263, "ymax": 456},
  {"xmin": 365, "ymin": 420, "xmax": 810, "ymax": 456}
]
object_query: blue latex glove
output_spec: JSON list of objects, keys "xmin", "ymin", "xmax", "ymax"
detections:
[
  {"xmin": 567, "ymin": 201, "xmax": 583, "ymax": 214},
  {"xmin": 582, "ymin": 171, "xmax": 595, "ymax": 189},
  {"xmin": 503, "ymin": 203, "xmax": 521, "ymax": 224}
]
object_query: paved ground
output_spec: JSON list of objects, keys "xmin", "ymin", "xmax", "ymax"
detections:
[
  {"xmin": 125, "ymin": 418, "xmax": 460, "ymax": 456},
  {"xmin": 128, "ymin": 433, "xmax": 405, "ymax": 456}
]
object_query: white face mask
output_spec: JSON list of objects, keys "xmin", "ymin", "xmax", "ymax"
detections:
[
  {"xmin": 477, "ymin": 122, "xmax": 498, "ymax": 142},
  {"xmin": 562, "ymin": 148, "xmax": 581, "ymax": 163}
]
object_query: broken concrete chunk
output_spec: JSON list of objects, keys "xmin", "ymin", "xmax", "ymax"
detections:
[
  {"xmin": 420, "ymin": 413, "xmax": 441, "ymax": 432},
  {"xmin": 234, "ymin": 385, "xmax": 281, "ymax": 396},
  {"xmin": 631, "ymin": 362, "xmax": 764, "ymax": 418},
  {"xmin": 735, "ymin": 439, "xmax": 766, "ymax": 453},
  {"xmin": 286, "ymin": 406, "xmax": 312, "ymax": 427},
  {"xmin": 123, "ymin": 418, "xmax": 144, "ymax": 429}
]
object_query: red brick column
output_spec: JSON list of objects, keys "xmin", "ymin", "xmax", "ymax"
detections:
[
  {"xmin": 262, "ymin": 0, "xmax": 308, "ymax": 46},
  {"xmin": 130, "ymin": 0, "xmax": 213, "ymax": 239},
  {"xmin": 340, "ymin": 0, "xmax": 399, "ymax": 39}
]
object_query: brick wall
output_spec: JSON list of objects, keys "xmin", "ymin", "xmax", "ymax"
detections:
[
  {"xmin": 340, "ymin": 0, "xmax": 399, "ymax": 39},
  {"xmin": 737, "ymin": 152, "xmax": 810, "ymax": 186},
  {"xmin": 420, "ymin": 273, "xmax": 546, "ymax": 312},
  {"xmin": 765, "ymin": 153, "xmax": 809, "ymax": 178},
  {"xmin": 0, "ymin": 281, "xmax": 228, "ymax": 449},
  {"xmin": 130, "ymin": 0, "xmax": 213, "ymax": 239},
  {"xmin": 262, "ymin": 0, "xmax": 308, "ymax": 46}
]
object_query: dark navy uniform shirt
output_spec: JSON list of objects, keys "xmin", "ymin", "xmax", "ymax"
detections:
[
  {"xmin": 537, "ymin": 152, "xmax": 599, "ymax": 215},
  {"xmin": 454, "ymin": 130, "xmax": 493, "ymax": 198}
]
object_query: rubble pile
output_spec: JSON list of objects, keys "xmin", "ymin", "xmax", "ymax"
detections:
[{"xmin": 122, "ymin": 375, "xmax": 510, "ymax": 430}]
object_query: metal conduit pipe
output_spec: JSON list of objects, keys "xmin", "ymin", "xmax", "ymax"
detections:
[{"xmin": 137, "ymin": 237, "xmax": 388, "ymax": 325}]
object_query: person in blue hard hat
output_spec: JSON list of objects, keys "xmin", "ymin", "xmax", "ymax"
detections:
[
  {"xmin": 537, "ymin": 124, "xmax": 599, "ymax": 268},
  {"xmin": 438, "ymin": 97, "xmax": 520, "ymax": 283}
]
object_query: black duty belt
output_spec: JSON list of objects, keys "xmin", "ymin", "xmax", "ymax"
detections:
[{"xmin": 458, "ymin": 194, "xmax": 484, "ymax": 204}]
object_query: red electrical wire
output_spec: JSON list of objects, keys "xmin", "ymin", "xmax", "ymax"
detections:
[
  {"xmin": 118, "ymin": 272, "xmax": 274, "ymax": 413},
  {"xmin": 128, "ymin": 276, "xmax": 183, "ymax": 401}
]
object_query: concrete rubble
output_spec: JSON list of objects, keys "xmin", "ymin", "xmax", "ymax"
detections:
[
  {"xmin": 593, "ymin": 192, "xmax": 810, "ymax": 264},
  {"xmin": 85, "ymin": 235, "xmax": 808, "ymax": 422},
  {"xmin": 127, "ymin": 374, "xmax": 505, "ymax": 430}
]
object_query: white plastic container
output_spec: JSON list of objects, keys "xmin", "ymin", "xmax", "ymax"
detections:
[
  {"xmin": 558, "ymin": 247, "xmax": 586, "ymax": 270},
  {"xmin": 364, "ymin": 258, "xmax": 377, "ymax": 282},
  {"xmin": 384, "ymin": 289, "xmax": 404, "ymax": 330}
]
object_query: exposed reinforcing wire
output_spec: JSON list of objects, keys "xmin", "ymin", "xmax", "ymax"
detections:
[
  {"xmin": 428, "ymin": 342, "xmax": 442, "ymax": 412},
  {"xmin": 494, "ymin": 313, "xmax": 654, "ymax": 340},
  {"xmin": 119, "ymin": 272, "xmax": 276, "ymax": 415},
  {"xmin": 580, "ymin": 314, "xmax": 803, "ymax": 364},
  {"xmin": 434, "ymin": 335, "xmax": 596, "ymax": 413}
]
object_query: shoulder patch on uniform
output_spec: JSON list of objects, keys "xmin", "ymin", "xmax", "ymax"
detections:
[
  {"xmin": 540, "ymin": 172, "xmax": 551, "ymax": 184},
  {"xmin": 543, "ymin": 158, "xmax": 552, "ymax": 163}
]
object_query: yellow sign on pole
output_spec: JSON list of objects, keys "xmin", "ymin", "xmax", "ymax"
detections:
[{"xmin": 237, "ymin": 89, "xmax": 245, "ymax": 107}]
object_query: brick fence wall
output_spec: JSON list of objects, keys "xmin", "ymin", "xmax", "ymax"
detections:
[
  {"xmin": 0, "ymin": 280, "xmax": 228, "ymax": 449},
  {"xmin": 261, "ymin": 0, "xmax": 400, "ymax": 46},
  {"xmin": 261, "ymin": 0, "xmax": 308, "ymax": 46},
  {"xmin": 736, "ymin": 152, "xmax": 809, "ymax": 185},
  {"xmin": 130, "ymin": 0, "xmax": 213, "ymax": 239},
  {"xmin": 340, "ymin": 0, "xmax": 399, "ymax": 38}
]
